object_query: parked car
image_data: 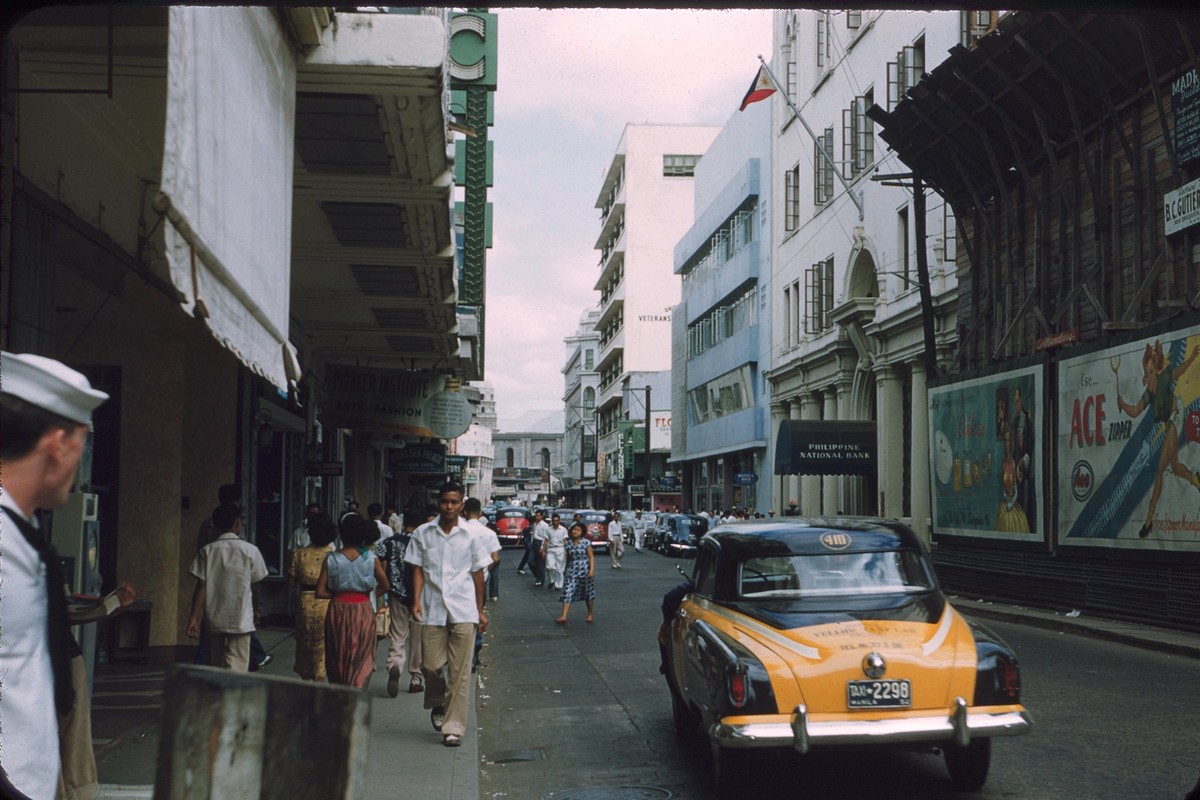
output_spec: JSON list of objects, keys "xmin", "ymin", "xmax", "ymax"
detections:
[
  {"xmin": 574, "ymin": 509, "xmax": 612, "ymax": 553},
  {"xmin": 493, "ymin": 507, "xmax": 531, "ymax": 548},
  {"xmin": 661, "ymin": 517, "xmax": 1031, "ymax": 798},
  {"xmin": 651, "ymin": 513, "xmax": 707, "ymax": 557}
]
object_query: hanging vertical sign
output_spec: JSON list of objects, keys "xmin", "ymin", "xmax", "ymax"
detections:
[{"xmin": 1171, "ymin": 69, "xmax": 1200, "ymax": 168}]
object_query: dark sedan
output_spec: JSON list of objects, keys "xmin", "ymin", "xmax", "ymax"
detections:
[{"xmin": 652, "ymin": 513, "xmax": 707, "ymax": 557}]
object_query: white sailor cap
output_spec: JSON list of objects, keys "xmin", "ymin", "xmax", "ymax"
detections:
[{"xmin": 1, "ymin": 351, "xmax": 109, "ymax": 426}]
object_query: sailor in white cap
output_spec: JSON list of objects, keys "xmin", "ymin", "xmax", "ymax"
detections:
[{"xmin": 1, "ymin": 351, "xmax": 108, "ymax": 800}]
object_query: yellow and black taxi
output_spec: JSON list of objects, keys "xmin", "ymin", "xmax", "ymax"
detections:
[{"xmin": 661, "ymin": 517, "xmax": 1031, "ymax": 797}]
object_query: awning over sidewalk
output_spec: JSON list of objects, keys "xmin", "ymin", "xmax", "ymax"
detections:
[
  {"xmin": 774, "ymin": 420, "xmax": 877, "ymax": 476},
  {"xmin": 159, "ymin": 7, "xmax": 298, "ymax": 390}
]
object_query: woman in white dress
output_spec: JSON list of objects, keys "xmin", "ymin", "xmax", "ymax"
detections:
[{"xmin": 541, "ymin": 513, "xmax": 569, "ymax": 591}]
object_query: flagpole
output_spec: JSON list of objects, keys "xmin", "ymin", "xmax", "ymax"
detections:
[{"xmin": 758, "ymin": 55, "xmax": 864, "ymax": 221}]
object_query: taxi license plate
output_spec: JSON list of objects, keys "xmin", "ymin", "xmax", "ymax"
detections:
[{"xmin": 847, "ymin": 679, "xmax": 911, "ymax": 708}]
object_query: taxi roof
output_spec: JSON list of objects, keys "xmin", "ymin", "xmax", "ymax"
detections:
[{"xmin": 700, "ymin": 517, "xmax": 924, "ymax": 559}]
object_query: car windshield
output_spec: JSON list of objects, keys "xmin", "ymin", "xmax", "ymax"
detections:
[
  {"xmin": 737, "ymin": 550, "xmax": 933, "ymax": 599},
  {"xmin": 499, "ymin": 509, "xmax": 527, "ymax": 518},
  {"xmin": 675, "ymin": 517, "xmax": 707, "ymax": 537}
]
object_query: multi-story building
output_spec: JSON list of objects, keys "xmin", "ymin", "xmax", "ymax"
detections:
[
  {"xmin": 561, "ymin": 309, "xmax": 601, "ymax": 508},
  {"xmin": 671, "ymin": 99, "xmax": 774, "ymax": 516},
  {"xmin": 765, "ymin": 9, "xmax": 966, "ymax": 536},
  {"xmin": 2, "ymin": 7, "xmax": 492, "ymax": 657},
  {"xmin": 870, "ymin": 10, "xmax": 1200, "ymax": 631},
  {"xmin": 593, "ymin": 123, "xmax": 721, "ymax": 508}
]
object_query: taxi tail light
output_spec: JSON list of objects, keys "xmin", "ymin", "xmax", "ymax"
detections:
[
  {"xmin": 998, "ymin": 655, "xmax": 1020, "ymax": 701},
  {"xmin": 728, "ymin": 671, "xmax": 747, "ymax": 708}
]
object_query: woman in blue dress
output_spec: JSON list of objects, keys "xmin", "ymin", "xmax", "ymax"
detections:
[{"xmin": 554, "ymin": 521, "xmax": 595, "ymax": 625}]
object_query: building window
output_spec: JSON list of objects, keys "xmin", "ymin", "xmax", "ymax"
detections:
[
  {"xmin": 842, "ymin": 90, "xmax": 874, "ymax": 178},
  {"xmin": 541, "ymin": 448, "xmax": 550, "ymax": 472},
  {"xmin": 686, "ymin": 286, "xmax": 757, "ymax": 360},
  {"xmin": 783, "ymin": 278, "xmax": 802, "ymax": 348},
  {"xmin": 506, "ymin": 448, "xmax": 514, "ymax": 468},
  {"xmin": 961, "ymin": 10, "xmax": 997, "ymax": 47},
  {"xmin": 787, "ymin": 59, "xmax": 797, "ymax": 102},
  {"xmin": 585, "ymin": 349, "xmax": 594, "ymax": 370},
  {"xmin": 785, "ymin": 165, "xmax": 800, "ymax": 231},
  {"xmin": 663, "ymin": 154, "xmax": 701, "ymax": 177},
  {"xmin": 813, "ymin": 126, "xmax": 835, "ymax": 206},
  {"xmin": 943, "ymin": 202, "xmax": 958, "ymax": 261},
  {"xmin": 804, "ymin": 256, "xmax": 835, "ymax": 333},
  {"xmin": 815, "ymin": 11, "xmax": 832, "ymax": 70},
  {"xmin": 898, "ymin": 205, "xmax": 911, "ymax": 284},
  {"xmin": 887, "ymin": 36, "xmax": 925, "ymax": 110},
  {"xmin": 584, "ymin": 387, "xmax": 595, "ymax": 417},
  {"xmin": 846, "ymin": 10, "xmax": 862, "ymax": 29}
]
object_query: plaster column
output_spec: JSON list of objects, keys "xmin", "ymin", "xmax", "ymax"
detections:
[
  {"xmin": 909, "ymin": 361, "xmax": 932, "ymax": 545},
  {"xmin": 822, "ymin": 389, "xmax": 840, "ymax": 514},
  {"xmin": 789, "ymin": 399, "xmax": 803, "ymax": 511},
  {"xmin": 875, "ymin": 365, "xmax": 905, "ymax": 518},
  {"xmin": 770, "ymin": 401, "xmax": 788, "ymax": 514},
  {"xmin": 799, "ymin": 393, "xmax": 821, "ymax": 515},
  {"xmin": 837, "ymin": 380, "xmax": 854, "ymax": 513}
]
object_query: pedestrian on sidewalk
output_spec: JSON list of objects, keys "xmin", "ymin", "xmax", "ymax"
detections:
[
  {"xmin": 0, "ymin": 351, "xmax": 109, "ymax": 800},
  {"xmin": 462, "ymin": 498, "xmax": 501, "ymax": 672},
  {"xmin": 607, "ymin": 510, "xmax": 625, "ymax": 569},
  {"xmin": 542, "ymin": 513, "xmax": 568, "ymax": 591},
  {"xmin": 286, "ymin": 512, "xmax": 337, "ymax": 681},
  {"xmin": 406, "ymin": 481, "xmax": 490, "ymax": 747},
  {"xmin": 317, "ymin": 513, "xmax": 388, "ymax": 688},
  {"xmin": 186, "ymin": 503, "xmax": 269, "ymax": 672},
  {"xmin": 553, "ymin": 522, "xmax": 595, "ymax": 625},
  {"xmin": 195, "ymin": 484, "xmax": 272, "ymax": 671},
  {"xmin": 377, "ymin": 504, "xmax": 436, "ymax": 697}
]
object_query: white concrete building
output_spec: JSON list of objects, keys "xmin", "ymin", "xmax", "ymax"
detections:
[
  {"xmin": 766, "ymin": 10, "xmax": 971, "ymax": 537},
  {"xmin": 562, "ymin": 309, "xmax": 601, "ymax": 507},
  {"xmin": 593, "ymin": 123, "xmax": 721, "ymax": 507}
]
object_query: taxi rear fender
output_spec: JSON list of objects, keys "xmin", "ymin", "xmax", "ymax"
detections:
[{"xmin": 684, "ymin": 619, "xmax": 775, "ymax": 722}]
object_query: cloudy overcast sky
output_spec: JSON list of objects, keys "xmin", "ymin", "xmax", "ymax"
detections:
[{"xmin": 482, "ymin": 8, "xmax": 773, "ymax": 429}]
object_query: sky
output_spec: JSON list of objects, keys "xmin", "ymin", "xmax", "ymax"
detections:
[{"xmin": 482, "ymin": 8, "xmax": 774, "ymax": 429}]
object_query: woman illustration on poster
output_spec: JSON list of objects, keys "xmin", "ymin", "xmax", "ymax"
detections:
[
  {"xmin": 1113, "ymin": 340, "xmax": 1200, "ymax": 538},
  {"xmin": 994, "ymin": 423, "xmax": 1031, "ymax": 533}
]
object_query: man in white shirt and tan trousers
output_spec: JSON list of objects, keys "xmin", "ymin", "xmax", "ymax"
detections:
[{"xmin": 406, "ymin": 480, "xmax": 490, "ymax": 748}]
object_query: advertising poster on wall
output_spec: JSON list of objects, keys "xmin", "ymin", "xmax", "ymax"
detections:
[
  {"xmin": 1058, "ymin": 327, "xmax": 1200, "ymax": 550},
  {"xmin": 928, "ymin": 364, "xmax": 1045, "ymax": 541}
]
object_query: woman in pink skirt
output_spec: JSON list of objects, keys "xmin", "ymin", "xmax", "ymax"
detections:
[{"xmin": 316, "ymin": 513, "xmax": 388, "ymax": 687}]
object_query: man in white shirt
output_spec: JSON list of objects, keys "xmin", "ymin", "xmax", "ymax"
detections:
[
  {"xmin": 406, "ymin": 481, "xmax": 490, "ymax": 747},
  {"xmin": 607, "ymin": 511, "xmax": 625, "ymax": 569},
  {"xmin": 186, "ymin": 503, "xmax": 269, "ymax": 672},
  {"xmin": 461, "ymin": 497, "xmax": 501, "ymax": 672},
  {"xmin": 0, "ymin": 351, "xmax": 109, "ymax": 800},
  {"xmin": 631, "ymin": 509, "xmax": 649, "ymax": 552},
  {"xmin": 529, "ymin": 510, "xmax": 550, "ymax": 586}
]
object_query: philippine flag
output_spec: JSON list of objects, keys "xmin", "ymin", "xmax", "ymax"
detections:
[{"xmin": 739, "ymin": 65, "xmax": 777, "ymax": 111}]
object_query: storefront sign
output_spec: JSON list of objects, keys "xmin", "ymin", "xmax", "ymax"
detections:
[
  {"xmin": 1058, "ymin": 325, "xmax": 1200, "ymax": 551},
  {"xmin": 386, "ymin": 444, "xmax": 446, "ymax": 473},
  {"xmin": 1171, "ymin": 69, "xmax": 1200, "ymax": 168},
  {"xmin": 446, "ymin": 455, "xmax": 468, "ymax": 471},
  {"xmin": 304, "ymin": 461, "xmax": 344, "ymax": 477},
  {"xmin": 774, "ymin": 421, "xmax": 876, "ymax": 476},
  {"xmin": 1035, "ymin": 329, "xmax": 1078, "ymax": 351},
  {"xmin": 1164, "ymin": 176, "xmax": 1200, "ymax": 236},
  {"xmin": 929, "ymin": 364, "xmax": 1045, "ymax": 541},
  {"xmin": 323, "ymin": 366, "xmax": 471, "ymax": 439},
  {"xmin": 733, "ymin": 472, "xmax": 758, "ymax": 485}
]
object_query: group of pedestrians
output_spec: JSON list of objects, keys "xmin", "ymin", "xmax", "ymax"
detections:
[{"xmin": 513, "ymin": 507, "xmax": 609, "ymax": 624}]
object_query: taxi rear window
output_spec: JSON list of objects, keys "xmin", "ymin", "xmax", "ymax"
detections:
[{"xmin": 737, "ymin": 550, "xmax": 933, "ymax": 599}]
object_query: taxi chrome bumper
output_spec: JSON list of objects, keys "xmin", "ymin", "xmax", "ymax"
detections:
[{"xmin": 712, "ymin": 697, "xmax": 1032, "ymax": 754}]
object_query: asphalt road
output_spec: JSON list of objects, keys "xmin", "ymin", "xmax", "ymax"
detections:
[{"xmin": 476, "ymin": 545, "xmax": 1200, "ymax": 800}]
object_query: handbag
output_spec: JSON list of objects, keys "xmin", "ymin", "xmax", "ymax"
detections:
[{"xmin": 375, "ymin": 603, "xmax": 389, "ymax": 640}]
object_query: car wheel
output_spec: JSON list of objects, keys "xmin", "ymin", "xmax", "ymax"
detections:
[
  {"xmin": 944, "ymin": 738, "xmax": 991, "ymax": 791},
  {"xmin": 710, "ymin": 742, "xmax": 751, "ymax": 799}
]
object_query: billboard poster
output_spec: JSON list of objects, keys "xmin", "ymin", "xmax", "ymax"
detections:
[
  {"xmin": 928, "ymin": 364, "xmax": 1045, "ymax": 540},
  {"xmin": 322, "ymin": 366, "xmax": 472, "ymax": 439},
  {"xmin": 1058, "ymin": 328, "xmax": 1200, "ymax": 550}
]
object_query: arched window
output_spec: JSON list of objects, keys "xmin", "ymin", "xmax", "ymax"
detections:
[
  {"xmin": 541, "ymin": 448, "xmax": 550, "ymax": 471},
  {"xmin": 506, "ymin": 448, "xmax": 514, "ymax": 468}
]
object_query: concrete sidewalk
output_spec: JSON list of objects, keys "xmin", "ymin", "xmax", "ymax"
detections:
[{"xmin": 94, "ymin": 629, "xmax": 479, "ymax": 800}]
